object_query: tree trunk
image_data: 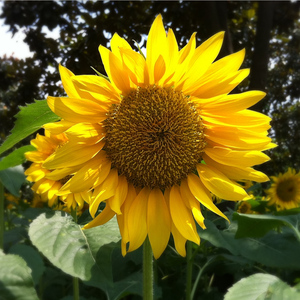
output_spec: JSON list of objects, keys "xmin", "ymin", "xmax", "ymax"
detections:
[
  {"xmin": 202, "ymin": 1, "xmax": 233, "ymax": 57},
  {"xmin": 249, "ymin": 2, "xmax": 275, "ymax": 112}
]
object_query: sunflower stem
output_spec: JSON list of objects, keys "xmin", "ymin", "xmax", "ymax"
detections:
[
  {"xmin": 0, "ymin": 181, "xmax": 4, "ymax": 250},
  {"xmin": 186, "ymin": 241, "xmax": 193, "ymax": 300},
  {"xmin": 71, "ymin": 207, "xmax": 80, "ymax": 300},
  {"xmin": 143, "ymin": 236, "xmax": 154, "ymax": 300}
]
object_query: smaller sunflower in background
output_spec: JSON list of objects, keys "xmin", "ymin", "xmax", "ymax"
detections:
[
  {"xmin": 237, "ymin": 201, "xmax": 254, "ymax": 214},
  {"xmin": 266, "ymin": 168, "xmax": 300, "ymax": 210},
  {"xmin": 25, "ymin": 130, "xmax": 91, "ymax": 213},
  {"xmin": 4, "ymin": 193, "xmax": 20, "ymax": 210}
]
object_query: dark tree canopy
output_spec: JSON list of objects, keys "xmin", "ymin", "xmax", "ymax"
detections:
[{"xmin": 0, "ymin": 0, "xmax": 299, "ymax": 175}]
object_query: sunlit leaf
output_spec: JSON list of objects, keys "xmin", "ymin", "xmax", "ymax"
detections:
[
  {"xmin": 0, "ymin": 100, "xmax": 60, "ymax": 156},
  {"xmin": 225, "ymin": 273, "xmax": 300, "ymax": 300},
  {"xmin": 0, "ymin": 250, "xmax": 39, "ymax": 300},
  {"xmin": 0, "ymin": 145, "xmax": 35, "ymax": 171},
  {"xmin": 28, "ymin": 211, "xmax": 121, "ymax": 286}
]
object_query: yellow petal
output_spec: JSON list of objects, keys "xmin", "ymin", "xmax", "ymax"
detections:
[
  {"xmin": 181, "ymin": 32, "xmax": 224, "ymax": 92},
  {"xmin": 203, "ymin": 154, "xmax": 269, "ymax": 182},
  {"xmin": 25, "ymin": 150, "xmax": 49, "ymax": 163},
  {"xmin": 117, "ymin": 183, "xmax": 137, "ymax": 245},
  {"xmin": 47, "ymin": 181, "xmax": 61, "ymax": 205},
  {"xmin": 169, "ymin": 185, "xmax": 199, "ymax": 244},
  {"xmin": 146, "ymin": 14, "xmax": 167, "ymax": 84},
  {"xmin": 110, "ymin": 32, "xmax": 132, "ymax": 61},
  {"xmin": 128, "ymin": 187, "xmax": 150, "ymax": 252},
  {"xmin": 83, "ymin": 204, "xmax": 116, "ymax": 229},
  {"xmin": 45, "ymin": 165, "xmax": 81, "ymax": 181},
  {"xmin": 180, "ymin": 179, "xmax": 206, "ymax": 229},
  {"xmin": 25, "ymin": 163, "xmax": 49, "ymax": 182},
  {"xmin": 89, "ymin": 168, "xmax": 119, "ymax": 218},
  {"xmin": 154, "ymin": 55, "xmax": 166, "ymax": 84},
  {"xmin": 197, "ymin": 164, "xmax": 250, "ymax": 201},
  {"xmin": 59, "ymin": 156, "xmax": 111, "ymax": 194},
  {"xmin": 59, "ymin": 64, "xmax": 80, "ymax": 98},
  {"xmin": 99, "ymin": 45, "xmax": 131, "ymax": 94},
  {"xmin": 205, "ymin": 126, "xmax": 273, "ymax": 150},
  {"xmin": 121, "ymin": 48, "xmax": 148, "ymax": 86},
  {"xmin": 202, "ymin": 109, "xmax": 271, "ymax": 129},
  {"xmin": 192, "ymin": 69, "xmax": 250, "ymax": 98},
  {"xmin": 43, "ymin": 141, "xmax": 104, "ymax": 169},
  {"xmin": 201, "ymin": 91, "xmax": 266, "ymax": 113},
  {"xmin": 147, "ymin": 188, "xmax": 171, "ymax": 259},
  {"xmin": 187, "ymin": 173, "xmax": 229, "ymax": 221},
  {"xmin": 171, "ymin": 222, "xmax": 187, "ymax": 257},
  {"xmin": 47, "ymin": 96, "xmax": 107, "ymax": 123},
  {"xmin": 33, "ymin": 179, "xmax": 55, "ymax": 194},
  {"xmin": 65, "ymin": 123, "xmax": 105, "ymax": 144},
  {"xmin": 43, "ymin": 120, "xmax": 75, "ymax": 135},
  {"xmin": 205, "ymin": 147, "xmax": 270, "ymax": 168},
  {"xmin": 202, "ymin": 48, "xmax": 246, "ymax": 81},
  {"xmin": 178, "ymin": 32, "xmax": 196, "ymax": 64},
  {"xmin": 80, "ymin": 191, "xmax": 92, "ymax": 204},
  {"xmin": 109, "ymin": 175, "xmax": 128, "ymax": 215},
  {"xmin": 71, "ymin": 74, "xmax": 120, "ymax": 103}
]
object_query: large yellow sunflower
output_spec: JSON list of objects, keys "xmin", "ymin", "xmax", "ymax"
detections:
[
  {"xmin": 266, "ymin": 168, "xmax": 300, "ymax": 210},
  {"xmin": 25, "ymin": 130, "xmax": 91, "ymax": 212},
  {"xmin": 41, "ymin": 15, "xmax": 274, "ymax": 258}
]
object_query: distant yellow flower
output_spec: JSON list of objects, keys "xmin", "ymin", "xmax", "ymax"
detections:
[
  {"xmin": 42, "ymin": 15, "xmax": 274, "ymax": 258},
  {"xmin": 266, "ymin": 168, "xmax": 300, "ymax": 210},
  {"xmin": 237, "ymin": 201, "xmax": 253, "ymax": 214},
  {"xmin": 5, "ymin": 193, "xmax": 20, "ymax": 209},
  {"xmin": 25, "ymin": 130, "xmax": 91, "ymax": 211}
]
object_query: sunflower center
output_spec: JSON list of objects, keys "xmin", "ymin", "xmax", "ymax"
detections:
[
  {"xmin": 277, "ymin": 179, "xmax": 297, "ymax": 202},
  {"xmin": 104, "ymin": 85, "xmax": 206, "ymax": 189}
]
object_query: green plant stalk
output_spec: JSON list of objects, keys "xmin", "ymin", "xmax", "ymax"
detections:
[
  {"xmin": 186, "ymin": 241, "xmax": 193, "ymax": 300},
  {"xmin": 71, "ymin": 208, "xmax": 80, "ymax": 300},
  {"xmin": 0, "ymin": 181, "xmax": 4, "ymax": 250},
  {"xmin": 191, "ymin": 258, "xmax": 215, "ymax": 300},
  {"xmin": 143, "ymin": 236, "xmax": 154, "ymax": 300}
]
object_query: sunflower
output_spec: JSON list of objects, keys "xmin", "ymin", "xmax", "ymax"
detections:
[
  {"xmin": 41, "ymin": 15, "xmax": 274, "ymax": 258},
  {"xmin": 25, "ymin": 130, "xmax": 91, "ymax": 212},
  {"xmin": 237, "ymin": 201, "xmax": 253, "ymax": 214},
  {"xmin": 266, "ymin": 168, "xmax": 300, "ymax": 210}
]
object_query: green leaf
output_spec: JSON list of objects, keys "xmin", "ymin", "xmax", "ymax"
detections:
[
  {"xmin": 199, "ymin": 219, "xmax": 300, "ymax": 269},
  {"xmin": 0, "ymin": 100, "xmax": 60, "ymax": 156},
  {"xmin": 28, "ymin": 211, "xmax": 121, "ymax": 287},
  {"xmin": 0, "ymin": 250, "xmax": 39, "ymax": 300},
  {"xmin": 224, "ymin": 273, "xmax": 300, "ymax": 300},
  {"xmin": 233, "ymin": 212, "xmax": 300, "ymax": 240},
  {"xmin": 0, "ymin": 145, "xmax": 35, "ymax": 171},
  {"xmin": 0, "ymin": 165, "xmax": 25, "ymax": 196},
  {"xmin": 9, "ymin": 244, "xmax": 45, "ymax": 286},
  {"xmin": 106, "ymin": 272, "xmax": 143, "ymax": 300}
]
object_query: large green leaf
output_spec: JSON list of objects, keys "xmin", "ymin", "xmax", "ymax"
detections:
[
  {"xmin": 233, "ymin": 212, "xmax": 300, "ymax": 240},
  {"xmin": 0, "ymin": 145, "xmax": 35, "ymax": 171},
  {"xmin": 0, "ymin": 165, "xmax": 25, "ymax": 196},
  {"xmin": 9, "ymin": 244, "xmax": 45, "ymax": 286},
  {"xmin": 0, "ymin": 100, "xmax": 60, "ymax": 156},
  {"xmin": 28, "ymin": 211, "xmax": 121, "ymax": 287},
  {"xmin": 224, "ymin": 273, "xmax": 300, "ymax": 300},
  {"xmin": 199, "ymin": 219, "xmax": 300, "ymax": 269},
  {"xmin": 0, "ymin": 250, "xmax": 39, "ymax": 300}
]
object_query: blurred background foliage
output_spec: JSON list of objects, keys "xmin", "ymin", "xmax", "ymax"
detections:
[{"xmin": 0, "ymin": 0, "xmax": 299, "ymax": 175}]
